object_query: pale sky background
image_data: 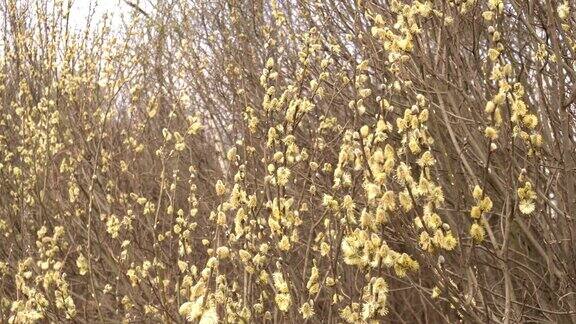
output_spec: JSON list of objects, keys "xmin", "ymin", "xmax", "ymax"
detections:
[{"xmin": 68, "ymin": 0, "xmax": 133, "ymax": 30}]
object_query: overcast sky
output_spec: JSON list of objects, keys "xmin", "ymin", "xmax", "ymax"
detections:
[{"xmin": 68, "ymin": 0, "xmax": 129, "ymax": 30}]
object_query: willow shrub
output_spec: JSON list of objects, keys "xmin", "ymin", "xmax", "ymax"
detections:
[{"xmin": 0, "ymin": 0, "xmax": 575, "ymax": 323}]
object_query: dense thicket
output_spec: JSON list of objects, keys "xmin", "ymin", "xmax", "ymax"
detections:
[{"xmin": 0, "ymin": 0, "xmax": 575, "ymax": 323}]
